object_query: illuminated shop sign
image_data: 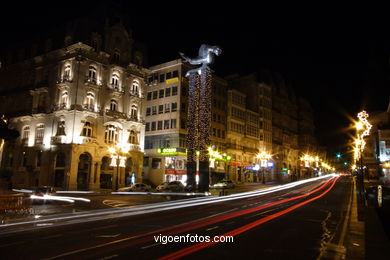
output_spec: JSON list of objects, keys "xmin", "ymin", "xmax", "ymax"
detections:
[
  {"xmin": 157, "ymin": 147, "xmax": 186, "ymax": 155},
  {"xmin": 165, "ymin": 77, "xmax": 179, "ymax": 84}
]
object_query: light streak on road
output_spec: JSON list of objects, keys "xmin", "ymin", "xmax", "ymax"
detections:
[
  {"xmin": 158, "ymin": 176, "xmax": 340, "ymax": 260},
  {"xmin": 30, "ymin": 195, "xmax": 91, "ymax": 203},
  {"xmin": 1, "ymin": 174, "xmax": 337, "ymax": 232}
]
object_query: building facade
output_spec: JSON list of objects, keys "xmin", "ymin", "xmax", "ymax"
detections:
[{"xmin": 0, "ymin": 20, "xmax": 148, "ymax": 190}]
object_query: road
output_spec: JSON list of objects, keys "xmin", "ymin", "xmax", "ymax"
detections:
[{"xmin": 0, "ymin": 175, "xmax": 359, "ymax": 260}]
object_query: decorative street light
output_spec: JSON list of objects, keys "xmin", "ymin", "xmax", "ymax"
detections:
[
  {"xmin": 108, "ymin": 143, "xmax": 130, "ymax": 191},
  {"xmin": 257, "ymin": 151, "xmax": 272, "ymax": 184}
]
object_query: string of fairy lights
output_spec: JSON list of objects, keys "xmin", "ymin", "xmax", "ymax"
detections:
[{"xmin": 353, "ymin": 110, "xmax": 372, "ymax": 168}]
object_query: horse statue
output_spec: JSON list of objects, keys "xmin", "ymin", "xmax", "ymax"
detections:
[{"xmin": 179, "ymin": 44, "xmax": 222, "ymax": 77}]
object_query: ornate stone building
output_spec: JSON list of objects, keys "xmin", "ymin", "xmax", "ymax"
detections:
[{"xmin": 0, "ymin": 18, "xmax": 148, "ymax": 190}]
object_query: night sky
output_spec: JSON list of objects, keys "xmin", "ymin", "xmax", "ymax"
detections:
[{"xmin": 1, "ymin": 1, "xmax": 389, "ymax": 154}]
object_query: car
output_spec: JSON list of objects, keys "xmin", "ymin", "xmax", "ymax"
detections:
[
  {"xmin": 118, "ymin": 183, "xmax": 151, "ymax": 192},
  {"xmin": 31, "ymin": 186, "xmax": 56, "ymax": 204},
  {"xmin": 213, "ymin": 180, "xmax": 235, "ymax": 189},
  {"xmin": 156, "ymin": 182, "xmax": 169, "ymax": 192},
  {"xmin": 157, "ymin": 181, "xmax": 185, "ymax": 192}
]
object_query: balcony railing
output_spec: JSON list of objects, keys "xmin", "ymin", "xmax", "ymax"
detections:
[
  {"xmin": 85, "ymin": 77, "xmax": 97, "ymax": 85},
  {"xmin": 57, "ymin": 76, "xmax": 72, "ymax": 84},
  {"xmin": 83, "ymin": 104, "xmax": 95, "ymax": 112},
  {"xmin": 54, "ymin": 103, "xmax": 68, "ymax": 111},
  {"xmin": 105, "ymin": 109, "xmax": 127, "ymax": 119}
]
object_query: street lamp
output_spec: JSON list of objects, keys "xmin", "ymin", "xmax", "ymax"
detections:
[
  {"xmin": 257, "ymin": 151, "xmax": 272, "ymax": 184},
  {"xmin": 109, "ymin": 143, "xmax": 129, "ymax": 191}
]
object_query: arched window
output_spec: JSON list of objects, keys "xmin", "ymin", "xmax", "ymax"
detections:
[
  {"xmin": 105, "ymin": 125, "xmax": 118, "ymax": 144},
  {"xmin": 60, "ymin": 91, "xmax": 68, "ymax": 108},
  {"xmin": 111, "ymin": 73, "xmax": 119, "ymax": 89},
  {"xmin": 128, "ymin": 130, "xmax": 138, "ymax": 144},
  {"xmin": 64, "ymin": 64, "xmax": 71, "ymax": 80},
  {"xmin": 81, "ymin": 121, "xmax": 93, "ymax": 137},
  {"xmin": 35, "ymin": 124, "xmax": 45, "ymax": 145},
  {"xmin": 130, "ymin": 104, "xmax": 138, "ymax": 119},
  {"xmin": 88, "ymin": 66, "xmax": 97, "ymax": 83},
  {"xmin": 56, "ymin": 120, "xmax": 66, "ymax": 136},
  {"xmin": 110, "ymin": 99, "xmax": 117, "ymax": 111},
  {"xmin": 22, "ymin": 126, "xmax": 30, "ymax": 146},
  {"xmin": 85, "ymin": 92, "xmax": 95, "ymax": 110},
  {"xmin": 131, "ymin": 81, "xmax": 139, "ymax": 96}
]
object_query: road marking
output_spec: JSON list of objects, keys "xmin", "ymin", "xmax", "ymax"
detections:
[
  {"xmin": 97, "ymin": 234, "xmax": 121, "ymax": 238},
  {"xmin": 206, "ymin": 226, "xmax": 219, "ymax": 231},
  {"xmin": 141, "ymin": 243, "xmax": 161, "ymax": 249}
]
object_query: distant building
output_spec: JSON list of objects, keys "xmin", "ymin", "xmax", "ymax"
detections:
[{"xmin": 0, "ymin": 18, "xmax": 148, "ymax": 190}]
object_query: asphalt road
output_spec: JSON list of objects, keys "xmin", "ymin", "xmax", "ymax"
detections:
[{"xmin": 0, "ymin": 175, "xmax": 356, "ymax": 260}]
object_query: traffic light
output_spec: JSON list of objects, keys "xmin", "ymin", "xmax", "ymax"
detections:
[{"xmin": 336, "ymin": 153, "xmax": 342, "ymax": 159}]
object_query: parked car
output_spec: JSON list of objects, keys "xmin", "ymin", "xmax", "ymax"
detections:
[
  {"xmin": 157, "ymin": 181, "xmax": 185, "ymax": 192},
  {"xmin": 31, "ymin": 186, "xmax": 56, "ymax": 204},
  {"xmin": 213, "ymin": 180, "xmax": 235, "ymax": 189},
  {"xmin": 156, "ymin": 182, "xmax": 169, "ymax": 192},
  {"xmin": 118, "ymin": 183, "xmax": 151, "ymax": 192}
]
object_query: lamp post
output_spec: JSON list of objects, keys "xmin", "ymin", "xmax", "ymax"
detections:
[
  {"xmin": 257, "ymin": 151, "xmax": 271, "ymax": 184},
  {"xmin": 109, "ymin": 143, "xmax": 129, "ymax": 191}
]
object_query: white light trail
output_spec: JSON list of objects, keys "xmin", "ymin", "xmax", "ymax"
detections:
[{"xmin": 1, "ymin": 174, "xmax": 337, "ymax": 231}]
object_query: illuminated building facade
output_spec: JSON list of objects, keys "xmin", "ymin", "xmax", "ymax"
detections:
[
  {"xmin": 362, "ymin": 103, "xmax": 390, "ymax": 181},
  {"xmin": 0, "ymin": 18, "xmax": 147, "ymax": 190},
  {"xmin": 143, "ymin": 59, "xmax": 228, "ymax": 185}
]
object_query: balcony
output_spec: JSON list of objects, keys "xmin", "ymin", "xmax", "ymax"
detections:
[
  {"xmin": 105, "ymin": 109, "xmax": 127, "ymax": 119},
  {"xmin": 54, "ymin": 103, "xmax": 69, "ymax": 111},
  {"xmin": 85, "ymin": 77, "xmax": 97, "ymax": 85},
  {"xmin": 83, "ymin": 104, "xmax": 96, "ymax": 112},
  {"xmin": 57, "ymin": 76, "xmax": 72, "ymax": 84},
  {"xmin": 226, "ymin": 143, "xmax": 243, "ymax": 150},
  {"xmin": 107, "ymin": 84, "xmax": 124, "ymax": 94},
  {"xmin": 128, "ymin": 144, "xmax": 141, "ymax": 152},
  {"xmin": 51, "ymin": 136, "xmax": 66, "ymax": 145}
]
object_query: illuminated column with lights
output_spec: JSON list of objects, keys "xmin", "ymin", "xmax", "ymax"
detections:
[
  {"xmin": 186, "ymin": 74, "xmax": 201, "ymax": 189},
  {"xmin": 179, "ymin": 44, "xmax": 222, "ymax": 192}
]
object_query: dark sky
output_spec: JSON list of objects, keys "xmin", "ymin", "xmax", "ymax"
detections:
[{"xmin": 1, "ymin": 1, "xmax": 389, "ymax": 154}]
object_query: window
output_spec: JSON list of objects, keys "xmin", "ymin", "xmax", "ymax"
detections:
[
  {"xmin": 111, "ymin": 73, "xmax": 120, "ymax": 89},
  {"xmin": 172, "ymin": 70, "xmax": 179, "ymax": 78},
  {"xmin": 130, "ymin": 104, "xmax": 138, "ymax": 119},
  {"xmin": 172, "ymin": 86, "xmax": 178, "ymax": 96},
  {"xmin": 85, "ymin": 92, "xmax": 94, "ymax": 110},
  {"xmin": 146, "ymin": 107, "xmax": 151, "ymax": 116},
  {"xmin": 159, "ymin": 74, "xmax": 165, "ymax": 83},
  {"xmin": 148, "ymin": 76, "xmax": 153, "ymax": 85},
  {"xmin": 56, "ymin": 120, "xmax": 66, "ymax": 136},
  {"xmin": 181, "ymin": 103, "xmax": 186, "ymax": 112},
  {"xmin": 152, "ymin": 158, "xmax": 161, "ymax": 169},
  {"xmin": 145, "ymin": 122, "xmax": 150, "ymax": 132},
  {"xmin": 60, "ymin": 91, "xmax": 68, "ymax": 108},
  {"xmin": 128, "ymin": 130, "xmax": 138, "ymax": 144},
  {"xmin": 166, "ymin": 72, "xmax": 172, "ymax": 79},
  {"xmin": 181, "ymin": 86, "xmax": 187, "ymax": 96},
  {"xmin": 152, "ymin": 106, "xmax": 157, "ymax": 115},
  {"xmin": 151, "ymin": 122, "xmax": 156, "ymax": 131},
  {"xmin": 165, "ymin": 88, "xmax": 171, "ymax": 97},
  {"xmin": 88, "ymin": 66, "xmax": 97, "ymax": 83},
  {"xmin": 158, "ymin": 105, "xmax": 164, "ymax": 114},
  {"xmin": 157, "ymin": 120, "xmax": 163, "ymax": 130},
  {"xmin": 171, "ymin": 119, "xmax": 177, "ymax": 129},
  {"xmin": 171, "ymin": 102, "xmax": 177, "ymax": 112},
  {"xmin": 152, "ymin": 91, "xmax": 158, "ymax": 99},
  {"xmin": 131, "ymin": 81, "xmax": 139, "ymax": 96},
  {"xmin": 164, "ymin": 120, "xmax": 170, "ymax": 129},
  {"xmin": 35, "ymin": 124, "xmax": 45, "ymax": 145},
  {"xmin": 22, "ymin": 126, "xmax": 30, "ymax": 146},
  {"xmin": 165, "ymin": 103, "xmax": 170, "ymax": 113},
  {"xmin": 82, "ymin": 122, "xmax": 93, "ymax": 137},
  {"xmin": 159, "ymin": 89, "xmax": 164, "ymax": 98},
  {"xmin": 64, "ymin": 64, "xmax": 71, "ymax": 80},
  {"xmin": 147, "ymin": 92, "xmax": 152, "ymax": 100},
  {"xmin": 110, "ymin": 100, "xmax": 117, "ymax": 111},
  {"xmin": 104, "ymin": 125, "xmax": 118, "ymax": 144}
]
